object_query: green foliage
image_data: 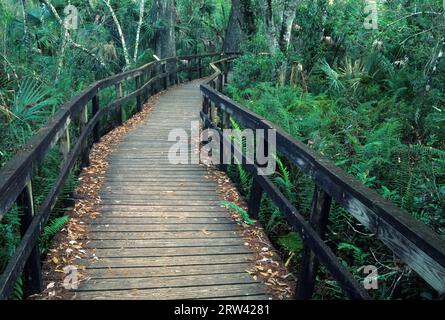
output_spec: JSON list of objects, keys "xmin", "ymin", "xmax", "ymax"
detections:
[
  {"xmin": 219, "ymin": 201, "xmax": 255, "ymax": 225},
  {"xmin": 228, "ymin": 0, "xmax": 445, "ymax": 300},
  {"xmin": 40, "ymin": 215, "xmax": 69, "ymax": 255},
  {"xmin": 277, "ymin": 232, "xmax": 303, "ymax": 253},
  {"xmin": 12, "ymin": 276, "xmax": 24, "ymax": 300}
]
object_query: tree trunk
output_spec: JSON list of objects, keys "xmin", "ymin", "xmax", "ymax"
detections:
[
  {"xmin": 278, "ymin": 0, "xmax": 298, "ymax": 85},
  {"xmin": 103, "ymin": 0, "xmax": 131, "ymax": 68},
  {"xmin": 261, "ymin": 0, "xmax": 279, "ymax": 53},
  {"xmin": 223, "ymin": 0, "xmax": 256, "ymax": 54},
  {"xmin": 151, "ymin": 0, "xmax": 176, "ymax": 59},
  {"xmin": 279, "ymin": 0, "xmax": 298, "ymax": 53},
  {"xmin": 133, "ymin": 0, "xmax": 146, "ymax": 63}
]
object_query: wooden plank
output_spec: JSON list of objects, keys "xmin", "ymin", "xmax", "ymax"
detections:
[
  {"xmin": 92, "ymin": 245, "xmax": 251, "ymax": 258},
  {"xmin": 76, "ymin": 273, "xmax": 257, "ymax": 291},
  {"xmin": 93, "ymin": 211, "xmax": 230, "ymax": 218},
  {"xmin": 91, "ymin": 217, "xmax": 235, "ymax": 224},
  {"xmin": 83, "ymin": 263, "xmax": 252, "ymax": 279},
  {"xmin": 88, "ymin": 223, "xmax": 238, "ymax": 232},
  {"xmin": 99, "ymin": 195, "xmax": 221, "ymax": 202},
  {"xmin": 81, "ymin": 254, "xmax": 253, "ymax": 269},
  {"xmin": 99, "ymin": 192, "xmax": 219, "ymax": 197},
  {"xmin": 98, "ymin": 205, "xmax": 227, "ymax": 212},
  {"xmin": 99, "ymin": 200, "xmax": 224, "ymax": 206},
  {"xmin": 72, "ymin": 283, "xmax": 267, "ymax": 300},
  {"xmin": 89, "ymin": 238, "xmax": 246, "ymax": 249},
  {"xmin": 101, "ymin": 183, "xmax": 218, "ymax": 188},
  {"xmin": 88, "ymin": 231, "xmax": 239, "ymax": 240}
]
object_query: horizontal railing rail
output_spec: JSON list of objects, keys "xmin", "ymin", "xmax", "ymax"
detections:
[
  {"xmin": 0, "ymin": 52, "xmax": 223, "ymax": 299},
  {"xmin": 200, "ymin": 57, "xmax": 445, "ymax": 299}
]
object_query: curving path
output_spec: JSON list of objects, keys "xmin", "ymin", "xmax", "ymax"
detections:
[{"xmin": 71, "ymin": 81, "xmax": 270, "ymax": 300}]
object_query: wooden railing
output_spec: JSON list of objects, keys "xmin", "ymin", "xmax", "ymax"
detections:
[
  {"xmin": 0, "ymin": 53, "xmax": 222, "ymax": 299},
  {"xmin": 200, "ymin": 57, "xmax": 445, "ymax": 299}
]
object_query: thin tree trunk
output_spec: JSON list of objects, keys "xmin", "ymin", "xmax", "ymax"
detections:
[
  {"xmin": 103, "ymin": 0, "xmax": 131, "ymax": 68},
  {"xmin": 278, "ymin": 0, "xmax": 298, "ymax": 85},
  {"xmin": 21, "ymin": 0, "xmax": 28, "ymax": 43},
  {"xmin": 133, "ymin": 0, "xmax": 146, "ymax": 63},
  {"xmin": 41, "ymin": 0, "xmax": 109, "ymax": 74},
  {"xmin": 279, "ymin": 0, "xmax": 298, "ymax": 53}
]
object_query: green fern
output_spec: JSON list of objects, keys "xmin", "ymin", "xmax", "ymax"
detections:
[
  {"xmin": 11, "ymin": 276, "xmax": 24, "ymax": 300},
  {"xmin": 220, "ymin": 201, "xmax": 255, "ymax": 225},
  {"xmin": 39, "ymin": 215, "xmax": 69, "ymax": 254}
]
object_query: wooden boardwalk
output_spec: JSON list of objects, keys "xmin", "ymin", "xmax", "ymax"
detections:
[{"xmin": 72, "ymin": 82, "xmax": 270, "ymax": 300}]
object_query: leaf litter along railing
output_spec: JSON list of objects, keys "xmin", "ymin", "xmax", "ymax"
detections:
[
  {"xmin": 0, "ymin": 53, "xmax": 222, "ymax": 299},
  {"xmin": 200, "ymin": 56, "xmax": 445, "ymax": 300}
]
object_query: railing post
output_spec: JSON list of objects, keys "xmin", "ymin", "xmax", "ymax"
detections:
[
  {"xmin": 115, "ymin": 82, "xmax": 123, "ymax": 126},
  {"xmin": 79, "ymin": 104, "xmax": 90, "ymax": 168},
  {"xmin": 198, "ymin": 58, "xmax": 202, "ymax": 78},
  {"xmin": 219, "ymin": 109, "xmax": 229, "ymax": 172},
  {"xmin": 17, "ymin": 182, "xmax": 42, "ymax": 297},
  {"xmin": 210, "ymin": 101, "xmax": 218, "ymax": 127},
  {"xmin": 172, "ymin": 58, "xmax": 178, "ymax": 85},
  {"xmin": 218, "ymin": 74, "xmax": 223, "ymax": 92},
  {"xmin": 145, "ymin": 70, "xmax": 151, "ymax": 103},
  {"xmin": 295, "ymin": 186, "xmax": 332, "ymax": 299},
  {"xmin": 223, "ymin": 60, "xmax": 229, "ymax": 85},
  {"xmin": 136, "ymin": 76, "xmax": 142, "ymax": 112},
  {"xmin": 59, "ymin": 123, "xmax": 71, "ymax": 161},
  {"xmin": 203, "ymin": 96, "xmax": 209, "ymax": 115},
  {"xmin": 162, "ymin": 62, "xmax": 168, "ymax": 90},
  {"xmin": 150, "ymin": 67, "xmax": 157, "ymax": 95},
  {"xmin": 248, "ymin": 178, "xmax": 263, "ymax": 220},
  {"xmin": 188, "ymin": 60, "xmax": 193, "ymax": 82},
  {"xmin": 92, "ymin": 95, "xmax": 100, "ymax": 143}
]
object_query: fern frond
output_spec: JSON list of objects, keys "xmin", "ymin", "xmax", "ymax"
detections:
[{"xmin": 219, "ymin": 201, "xmax": 255, "ymax": 225}]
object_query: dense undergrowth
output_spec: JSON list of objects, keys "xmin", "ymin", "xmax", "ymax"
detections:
[{"xmin": 224, "ymin": 1, "xmax": 445, "ymax": 300}]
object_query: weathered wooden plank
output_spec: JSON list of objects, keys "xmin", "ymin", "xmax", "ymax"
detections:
[
  {"xmin": 91, "ymin": 245, "xmax": 251, "ymax": 258},
  {"xmin": 100, "ymin": 192, "xmax": 219, "ymax": 198},
  {"xmin": 81, "ymin": 254, "xmax": 253, "ymax": 269},
  {"xmin": 72, "ymin": 283, "xmax": 267, "ymax": 300},
  {"xmin": 77, "ymin": 273, "xmax": 257, "ymax": 291},
  {"xmin": 93, "ymin": 211, "xmax": 230, "ymax": 218},
  {"xmin": 98, "ymin": 205, "xmax": 227, "ymax": 212},
  {"xmin": 91, "ymin": 217, "xmax": 234, "ymax": 225},
  {"xmin": 101, "ymin": 183, "xmax": 217, "ymax": 188},
  {"xmin": 88, "ymin": 231, "xmax": 239, "ymax": 241},
  {"xmin": 83, "ymin": 263, "xmax": 252, "ymax": 279},
  {"xmin": 89, "ymin": 238, "xmax": 246, "ymax": 249},
  {"xmin": 99, "ymin": 201, "xmax": 224, "ymax": 207},
  {"xmin": 88, "ymin": 223, "xmax": 238, "ymax": 232},
  {"xmin": 98, "ymin": 206, "xmax": 228, "ymax": 212},
  {"xmin": 99, "ymin": 195, "xmax": 221, "ymax": 202}
]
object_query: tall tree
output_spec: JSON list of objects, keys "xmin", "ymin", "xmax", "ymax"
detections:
[
  {"xmin": 278, "ymin": 0, "xmax": 298, "ymax": 54},
  {"xmin": 223, "ymin": 0, "xmax": 256, "ymax": 53},
  {"xmin": 151, "ymin": 0, "xmax": 176, "ymax": 59}
]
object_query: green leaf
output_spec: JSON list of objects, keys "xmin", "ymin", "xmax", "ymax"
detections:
[{"xmin": 277, "ymin": 232, "xmax": 303, "ymax": 253}]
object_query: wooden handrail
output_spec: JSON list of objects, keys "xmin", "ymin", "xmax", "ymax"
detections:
[
  {"xmin": 200, "ymin": 57, "xmax": 445, "ymax": 299},
  {"xmin": 0, "ymin": 52, "xmax": 222, "ymax": 299}
]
